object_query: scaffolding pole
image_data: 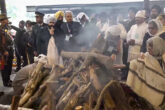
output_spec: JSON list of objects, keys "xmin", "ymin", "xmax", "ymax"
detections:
[{"xmin": 0, "ymin": 0, "xmax": 7, "ymax": 14}]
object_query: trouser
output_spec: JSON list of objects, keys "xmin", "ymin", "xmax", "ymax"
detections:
[
  {"xmin": 27, "ymin": 47, "xmax": 34, "ymax": 64},
  {"xmin": 15, "ymin": 48, "xmax": 21, "ymax": 69},
  {"xmin": 1, "ymin": 49, "xmax": 13, "ymax": 85},
  {"xmin": 122, "ymin": 41, "xmax": 129, "ymax": 65},
  {"xmin": 16, "ymin": 48, "xmax": 28, "ymax": 69},
  {"xmin": 21, "ymin": 50, "xmax": 28, "ymax": 67}
]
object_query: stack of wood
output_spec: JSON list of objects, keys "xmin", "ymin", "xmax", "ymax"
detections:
[
  {"xmin": 16, "ymin": 50, "xmax": 154, "ymax": 110},
  {"xmin": 0, "ymin": 104, "xmax": 33, "ymax": 110}
]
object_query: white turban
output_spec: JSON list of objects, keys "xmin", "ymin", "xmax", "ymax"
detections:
[
  {"xmin": 135, "ymin": 10, "xmax": 146, "ymax": 18},
  {"xmin": 46, "ymin": 16, "xmax": 56, "ymax": 24}
]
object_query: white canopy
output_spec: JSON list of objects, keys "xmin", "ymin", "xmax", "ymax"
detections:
[{"xmin": 25, "ymin": 0, "xmax": 145, "ymax": 6}]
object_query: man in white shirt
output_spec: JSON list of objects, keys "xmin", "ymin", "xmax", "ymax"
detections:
[{"xmin": 127, "ymin": 10, "xmax": 148, "ymax": 62}]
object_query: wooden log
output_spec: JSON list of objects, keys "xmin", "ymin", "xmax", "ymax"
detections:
[
  {"xmin": 19, "ymin": 67, "xmax": 50, "ymax": 107},
  {"xmin": 55, "ymin": 59, "xmax": 87, "ymax": 102},
  {"xmin": 23, "ymin": 84, "xmax": 47, "ymax": 108},
  {"xmin": 22, "ymin": 67, "xmax": 51, "ymax": 108},
  {"xmin": 61, "ymin": 51, "xmax": 113, "ymax": 71},
  {"xmin": 10, "ymin": 95, "xmax": 21, "ymax": 110},
  {"xmin": 83, "ymin": 103, "xmax": 91, "ymax": 110},
  {"xmin": 88, "ymin": 92, "xmax": 96, "ymax": 109},
  {"xmin": 56, "ymin": 60, "xmax": 90, "ymax": 108},
  {"xmin": 75, "ymin": 106, "xmax": 83, "ymax": 110},
  {"xmin": 94, "ymin": 81, "xmax": 115, "ymax": 110},
  {"xmin": 63, "ymin": 83, "xmax": 91, "ymax": 110},
  {"xmin": 103, "ymin": 91, "xmax": 116, "ymax": 109},
  {"xmin": 89, "ymin": 65, "xmax": 102, "ymax": 90},
  {"xmin": 46, "ymin": 81, "xmax": 57, "ymax": 110},
  {"xmin": 0, "ymin": 104, "xmax": 33, "ymax": 110},
  {"xmin": 94, "ymin": 80, "xmax": 133, "ymax": 110}
]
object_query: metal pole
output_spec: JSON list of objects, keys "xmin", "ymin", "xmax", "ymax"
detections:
[
  {"xmin": 0, "ymin": 0, "xmax": 7, "ymax": 14},
  {"xmin": 144, "ymin": 0, "xmax": 150, "ymax": 18}
]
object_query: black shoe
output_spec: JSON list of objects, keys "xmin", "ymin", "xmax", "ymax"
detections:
[
  {"xmin": 4, "ymin": 80, "xmax": 12, "ymax": 87},
  {"xmin": 4, "ymin": 83, "xmax": 11, "ymax": 87},
  {"xmin": 4, "ymin": 82, "xmax": 12, "ymax": 87},
  {"xmin": 7, "ymin": 82, "xmax": 12, "ymax": 87}
]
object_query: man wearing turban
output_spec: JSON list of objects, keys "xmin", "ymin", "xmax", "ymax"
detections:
[{"xmin": 54, "ymin": 11, "xmax": 65, "ymax": 53}]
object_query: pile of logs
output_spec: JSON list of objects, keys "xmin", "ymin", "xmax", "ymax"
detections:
[{"xmin": 16, "ymin": 50, "xmax": 154, "ymax": 110}]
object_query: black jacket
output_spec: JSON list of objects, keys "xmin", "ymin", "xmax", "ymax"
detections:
[
  {"xmin": 11, "ymin": 25, "xmax": 26, "ymax": 52},
  {"xmin": 54, "ymin": 20, "xmax": 65, "ymax": 52},
  {"xmin": 61, "ymin": 21, "xmax": 81, "ymax": 43},
  {"xmin": 31, "ymin": 23, "xmax": 50, "ymax": 55},
  {"xmin": 61, "ymin": 21, "xmax": 82, "ymax": 51},
  {"xmin": 121, "ymin": 19, "xmax": 136, "ymax": 32},
  {"xmin": 140, "ymin": 32, "xmax": 153, "ymax": 53}
]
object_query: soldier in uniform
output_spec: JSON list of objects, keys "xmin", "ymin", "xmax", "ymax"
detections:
[
  {"xmin": 31, "ymin": 11, "xmax": 50, "ymax": 56},
  {"xmin": 0, "ymin": 14, "xmax": 13, "ymax": 87}
]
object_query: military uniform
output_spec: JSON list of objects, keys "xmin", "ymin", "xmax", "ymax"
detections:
[
  {"xmin": 31, "ymin": 11, "xmax": 50, "ymax": 55},
  {"xmin": 0, "ymin": 14, "xmax": 13, "ymax": 86},
  {"xmin": 31, "ymin": 23, "xmax": 50, "ymax": 55}
]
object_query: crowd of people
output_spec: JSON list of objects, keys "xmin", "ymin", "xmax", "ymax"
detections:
[{"xmin": 0, "ymin": 4, "xmax": 164, "ymax": 94}]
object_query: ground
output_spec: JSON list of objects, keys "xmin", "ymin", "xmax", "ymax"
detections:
[{"xmin": 0, "ymin": 68, "xmax": 16, "ymax": 94}]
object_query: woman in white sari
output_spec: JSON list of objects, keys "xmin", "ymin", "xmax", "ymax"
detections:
[{"xmin": 127, "ymin": 36, "xmax": 165, "ymax": 109}]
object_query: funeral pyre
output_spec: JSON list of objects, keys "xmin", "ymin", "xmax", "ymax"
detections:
[{"xmin": 13, "ymin": 50, "xmax": 154, "ymax": 110}]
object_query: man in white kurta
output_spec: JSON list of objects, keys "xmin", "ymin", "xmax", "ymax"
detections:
[{"xmin": 127, "ymin": 10, "xmax": 148, "ymax": 62}]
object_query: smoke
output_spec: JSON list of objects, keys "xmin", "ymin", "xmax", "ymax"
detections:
[
  {"xmin": 62, "ymin": 3, "xmax": 140, "ymax": 52},
  {"xmin": 75, "ymin": 21, "xmax": 100, "ymax": 51},
  {"xmin": 73, "ymin": 11, "xmax": 119, "ymax": 51}
]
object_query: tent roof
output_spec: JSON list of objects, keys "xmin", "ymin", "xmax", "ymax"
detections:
[{"xmin": 25, "ymin": 0, "xmax": 145, "ymax": 6}]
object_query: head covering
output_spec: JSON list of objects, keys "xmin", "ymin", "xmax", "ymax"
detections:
[
  {"xmin": 55, "ymin": 11, "xmax": 64, "ymax": 19},
  {"xmin": 0, "ymin": 13, "xmax": 10, "ymax": 21},
  {"xmin": 105, "ymin": 25, "xmax": 121, "ymax": 39},
  {"xmin": 148, "ymin": 19, "xmax": 163, "ymax": 36},
  {"xmin": 147, "ymin": 37, "xmax": 165, "ymax": 59},
  {"xmin": 46, "ymin": 16, "xmax": 56, "ymax": 24},
  {"xmin": 76, "ymin": 12, "xmax": 89, "ymax": 21},
  {"xmin": 135, "ymin": 10, "xmax": 146, "ymax": 18},
  {"xmin": 35, "ymin": 11, "xmax": 45, "ymax": 17},
  {"xmin": 153, "ymin": 19, "xmax": 162, "ymax": 31}
]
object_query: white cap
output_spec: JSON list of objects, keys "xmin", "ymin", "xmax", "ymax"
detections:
[{"xmin": 135, "ymin": 10, "xmax": 146, "ymax": 18}]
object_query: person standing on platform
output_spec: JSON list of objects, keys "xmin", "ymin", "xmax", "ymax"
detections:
[
  {"xmin": 31, "ymin": 11, "xmax": 50, "ymax": 56},
  {"xmin": 0, "ymin": 14, "xmax": 13, "ymax": 87}
]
